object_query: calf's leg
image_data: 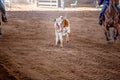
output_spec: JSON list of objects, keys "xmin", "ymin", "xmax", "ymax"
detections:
[
  {"xmin": 66, "ymin": 34, "xmax": 69, "ymax": 43},
  {"xmin": 59, "ymin": 33, "xmax": 63, "ymax": 48},
  {"xmin": 55, "ymin": 33, "xmax": 59, "ymax": 46}
]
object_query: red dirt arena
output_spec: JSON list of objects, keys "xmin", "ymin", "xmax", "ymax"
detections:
[{"xmin": 0, "ymin": 4, "xmax": 120, "ymax": 80}]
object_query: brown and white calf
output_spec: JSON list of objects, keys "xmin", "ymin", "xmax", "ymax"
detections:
[{"xmin": 54, "ymin": 16, "xmax": 70, "ymax": 47}]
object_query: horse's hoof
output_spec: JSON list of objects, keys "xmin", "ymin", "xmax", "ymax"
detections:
[
  {"xmin": 106, "ymin": 38, "xmax": 110, "ymax": 41},
  {"xmin": 114, "ymin": 37, "xmax": 117, "ymax": 40},
  {"xmin": 116, "ymin": 33, "xmax": 119, "ymax": 37}
]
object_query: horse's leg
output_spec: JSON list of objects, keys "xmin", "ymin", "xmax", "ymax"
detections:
[
  {"xmin": 0, "ymin": 27, "xmax": 1, "ymax": 35},
  {"xmin": 0, "ymin": 22, "xmax": 1, "ymax": 35},
  {"xmin": 105, "ymin": 26, "xmax": 110, "ymax": 41},
  {"xmin": 113, "ymin": 28, "xmax": 119, "ymax": 41},
  {"xmin": 116, "ymin": 29, "xmax": 119, "ymax": 37},
  {"xmin": 0, "ymin": 12, "xmax": 2, "ymax": 35},
  {"xmin": 113, "ymin": 28, "xmax": 117, "ymax": 41}
]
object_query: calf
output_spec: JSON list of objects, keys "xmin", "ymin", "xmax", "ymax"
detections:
[{"xmin": 54, "ymin": 16, "xmax": 70, "ymax": 48}]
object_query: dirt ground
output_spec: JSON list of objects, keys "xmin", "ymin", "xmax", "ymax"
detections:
[{"xmin": 0, "ymin": 4, "xmax": 120, "ymax": 80}]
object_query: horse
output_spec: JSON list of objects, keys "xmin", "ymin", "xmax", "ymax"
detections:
[
  {"xmin": 0, "ymin": 11, "xmax": 2, "ymax": 35},
  {"xmin": 102, "ymin": 0, "xmax": 119, "ymax": 42}
]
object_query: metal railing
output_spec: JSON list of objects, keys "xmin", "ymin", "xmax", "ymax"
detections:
[{"xmin": 37, "ymin": 0, "xmax": 58, "ymax": 8}]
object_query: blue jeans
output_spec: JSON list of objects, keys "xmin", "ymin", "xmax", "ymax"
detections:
[
  {"xmin": 0, "ymin": 0, "xmax": 6, "ymax": 17},
  {"xmin": 99, "ymin": 4, "xmax": 108, "ymax": 19}
]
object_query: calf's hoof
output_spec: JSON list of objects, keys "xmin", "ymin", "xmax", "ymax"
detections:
[{"xmin": 60, "ymin": 45, "xmax": 63, "ymax": 48}]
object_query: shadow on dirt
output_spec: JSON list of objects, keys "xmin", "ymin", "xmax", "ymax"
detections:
[{"xmin": 0, "ymin": 65, "xmax": 17, "ymax": 80}]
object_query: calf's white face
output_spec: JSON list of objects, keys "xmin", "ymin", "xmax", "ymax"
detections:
[{"xmin": 54, "ymin": 17, "xmax": 63, "ymax": 32}]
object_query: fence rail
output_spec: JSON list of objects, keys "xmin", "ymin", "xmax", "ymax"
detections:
[{"xmin": 37, "ymin": 0, "xmax": 58, "ymax": 8}]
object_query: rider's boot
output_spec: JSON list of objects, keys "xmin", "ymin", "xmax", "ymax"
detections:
[
  {"xmin": 2, "ymin": 16, "xmax": 8, "ymax": 23},
  {"xmin": 2, "ymin": 14, "xmax": 8, "ymax": 23},
  {"xmin": 99, "ymin": 18, "xmax": 102, "ymax": 25}
]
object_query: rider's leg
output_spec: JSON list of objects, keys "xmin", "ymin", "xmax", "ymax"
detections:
[
  {"xmin": 99, "ymin": 4, "xmax": 108, "ymax": 25},
  {"xmin": 0, "ymin": 1, "xmax": 7, "ymax": 22}
]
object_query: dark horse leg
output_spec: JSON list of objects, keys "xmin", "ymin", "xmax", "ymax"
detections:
[
  {"xmin": 0, "ymin": 22, "xmax": 1, "ymax": 35},
  {"xmin": 0, "ymin": 28, "xmax": 2, "ymax": 35},
  {"xmin": 105, "ymin": 26, "xmax": 110, "ymax": 41},
  {"xmin": 0, "ymin": 21, "xmax": 2, "ymax": 35},
  {"xmin": 113, "ymin": 28, "xmax": 119, "ymax": 41},
  {"xmin": 0, "ymin": 12, "xmax": 2, "ymax": 35}
]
